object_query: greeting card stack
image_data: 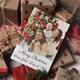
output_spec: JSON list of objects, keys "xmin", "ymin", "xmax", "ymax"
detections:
[{"xmin": 11, "ymin": 7, "xmax": 70, "ymax": 74}]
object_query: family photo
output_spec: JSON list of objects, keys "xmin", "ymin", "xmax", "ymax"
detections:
[{"xmin": 29, "ymin": 22, "xmax": 63, "ymax": 60}]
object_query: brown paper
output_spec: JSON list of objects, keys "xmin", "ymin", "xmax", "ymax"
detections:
[
  {"xmin": 54, "ymin": 67, "xmax": 67, "ymax": 80},
  {"xmin": 0, "ymin": 0, "xmax": 20, "ymax": 25},
  {"xmin": 0, "ymin": 51, "xmax": 8, "ymax": 77},
  {"xmin": 0, "ymin": 40, "xmax": 13, "ymax": 56},
  {"xmin": 0, "ymin": 26, "xmax": 20, "ymax": 56},
  {"xmin": 65, "ymin": 37, "xmax": 80, "ymax": 55},
  {"xmin": 21, "ymin": 0, "xmax": 56, "ymax": 20},
  {"xmin": 5, "ymin": 26, "xmax": 19, "ymax": 39},
  {"xmin": 10, "ymin": 37, "xmax": 19, "ymax": 48},
  {"xmin": 55, "ymin": 8, "xmax": 73, "ymax": 23},
  {"xmin": 59, "ymin": 0, "xmax": 80, "ymax": 13},
  {"xmin": 0, "ymin": 30, "xmax": 8, "ymax": 38},
  {"xmin": 52, "ymin": 46, "xmax": 74, "ymax": 70},
  {"xmin": 0, "ymin": 30, "xmax": 8, "ymax": 45}
]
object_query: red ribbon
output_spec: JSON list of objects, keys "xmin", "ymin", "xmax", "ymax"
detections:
[{"xmin": 0, "ymin": 68, "xmax": 8, "ymax": 72}]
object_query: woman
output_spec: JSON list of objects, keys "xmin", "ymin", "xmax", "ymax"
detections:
[{"xmin": 46, "ymin": 29, "xmax": 63, "ymax": 60}]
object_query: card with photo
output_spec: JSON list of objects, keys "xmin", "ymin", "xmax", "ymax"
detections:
[{"xmin": 11, "ymin": 7, "xmax": 70, "ymax": 72}]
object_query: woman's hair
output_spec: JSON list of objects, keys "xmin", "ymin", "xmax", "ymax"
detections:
[{"xmin": 53, "ymin": 29, "xmax": 63, "ymax": 43}]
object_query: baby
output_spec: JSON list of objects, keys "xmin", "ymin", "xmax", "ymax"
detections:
[{"xmin": 43, "ymin": 23, "xmax": 53, "ymax": 39}]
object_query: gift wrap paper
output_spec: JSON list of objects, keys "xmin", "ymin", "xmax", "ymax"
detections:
[
  {"xmin": 0, "ymin": 25, "xmax": 20, "ymax": 57},
  {"xmin": 52, "ymin": 44, "xmax": 74, "ymax": 70},
  {"xmin": 21, "ymin": 0, "xmax": 56, "ymax": 21},
  {"xmin": 0, "ymin": 0, "xmax": 20, "ymax": 25},
  {"xmin": 59, "ymin": 0, "xmax": 80, "ymax": 13},
  {"xmin": 10, "ymin": 37, "xmax": 19, "ymax": 48},
  {"xmin": 55, "ymin": 8, "xmax": 73, "ymax": 23},
  {"xmin": 65, "ymin": 37, "xmax": 80, "ymax": 55},
  {"xmin": 12, "ymin": 65, "xmax": 35, "ymax": 80}
]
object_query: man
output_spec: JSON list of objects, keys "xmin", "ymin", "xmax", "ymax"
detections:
[{"xmin": 29, "ymin": 30, "xmax": 48, "ymax": 57}]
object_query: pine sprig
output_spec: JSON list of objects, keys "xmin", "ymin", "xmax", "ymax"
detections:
[
  {"xmin": 66, "ymin": 70, "xmax": 73, "ymax": 76},
  {"xmin": 26, "ymin": 69, "xmax": 48, "ymax": 80},
  {"xmin": 62, "ymin": 70, "xmax": 73, "ymax": 80},
  {"xmin": 34, "ymin": 69, "xmax": 48, "ymax": 80}
]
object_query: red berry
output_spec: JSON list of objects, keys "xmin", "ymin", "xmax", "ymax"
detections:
[
  {"xmin": 71, "ymin": 68, "xmax": 78, "ymax": 73},
  {"xmin": 49, "ymin": 73, "xmax": 56, "ymax": 79},
  {"xmin": 49, "ymin": 67, "xmax": 54, "ymax": 73},
  {"xmin": 4, "ymin": 42, "xmax": 7, "ymax": 46}
]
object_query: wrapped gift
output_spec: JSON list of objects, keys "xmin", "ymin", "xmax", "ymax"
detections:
[
  {"xmin": 55, "ymin": 8, "xmax": 73, "ymax": 23},
  {"xmin": 66, "ymin": 24, "xmax": 80, "ymax": 40},
  {"xmin": 59, "ymin": 0, "xmax": 80, "ymax": 13},
  {"xmin": 0, "ymin": 40, "xmax": 13, "ymax": 56},
  {"xmin": 52, "ymin": 43, "xmax": 74, "ymax": 71},
  {"xmin": 5, "ymin": 26, "xmax": 20, "ymax": 39},
  {"xmin": 12, "ymin": 65, "xmax": 35, "ymax": 80},
  {"xmin": 0, "ymin": 25, "xmax": 20, "ymax": 56},
  {"xmin": 65, "ymin": 37, "xmax": 80, "ymax": 55},
  {"xmin": 0, "ymin": 51, "xmax": 8, "ymax": 77},
  {"xmin": 0, "ymin": 0, "xmax": 20, "ymax": 25},
  {"xmin": 65, "ymin": 23, "xmax": 80, "ymax": 55},
  {"xmin": 21, "ymin": 0, "xmax": 56, "ymax": 21},
  {"xmin": 54, "ymin": 67, "xmax": 80, "ymax": 80},
  {"xmin": 10, "ymin": 37, "xmax": 19, "ymax": 48}
]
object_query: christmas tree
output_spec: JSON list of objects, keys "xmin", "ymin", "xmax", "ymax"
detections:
[{"xmin": 21, "ymin": 9, "xmax": 58, "ymax": 45}]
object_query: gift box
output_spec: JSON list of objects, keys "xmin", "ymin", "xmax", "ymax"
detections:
[
  {"xmin": 59, "ymin": 0, "xmax": 80, "ymax": 13},
  {"xmin": 0, "ymin": 25, "xmax": 20, "ymax": 57},
  {"xmin": 21, "ymin": 0, "xmax": 56, "ymax": 21},
  {"xmin": 54, "ymin": 8, "xmax": 73, "ymax": 23},
  {"xmin": 0, "ymin": 51, "xmax": 8, "ymax": 77},
  {"xmin": 65, "ymin": 37, "xmax": 80, "ymax": 55},
  {"xmin": 12, "ymin": 65, "xmax": 35, "ymax": 80},
  {"xmin": 52, "ymin": 43, "xmax": 74, "ymax": 71},
  {"xmin": 54, "ymin": 67, "xmax": 80, "ymax": 80},
  {"xmin": 65, "ymin": 23, "xmax": 80, "ymax": 55},
  {"xmin": 0, "ymin": 0, "xmax": 20, "ymax": 25}
]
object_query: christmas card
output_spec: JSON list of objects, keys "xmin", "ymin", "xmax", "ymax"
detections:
[{"xmin": 11, "ymin": 7, "xmax": 70, "ymax": 72}]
